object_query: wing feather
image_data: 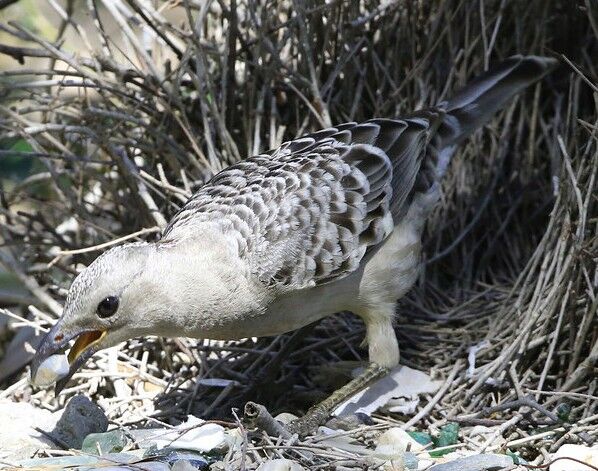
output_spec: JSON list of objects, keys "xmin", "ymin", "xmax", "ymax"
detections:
[{"xmin": 163, "ymin": 119, "xmax": 432, "ymax": 290}]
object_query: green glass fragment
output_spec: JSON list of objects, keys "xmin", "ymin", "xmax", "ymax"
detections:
[{"xmin": 81, "ymin": 429, "xmax": 128, "ymax": 455}]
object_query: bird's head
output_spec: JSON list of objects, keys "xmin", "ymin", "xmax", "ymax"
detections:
[{"xmin": 30, "ymin": 242, "xmax": 158, "ymax": 393}]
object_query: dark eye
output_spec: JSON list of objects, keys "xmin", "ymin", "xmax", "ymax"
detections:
[{"xmin": 97, "ymin": 296, "xmax": 119, "ymax": 318}]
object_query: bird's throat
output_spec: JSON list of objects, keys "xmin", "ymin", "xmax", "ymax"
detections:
[{"xmin": 67, "ymin": 330, "xmax": 105, "ymax": 363}]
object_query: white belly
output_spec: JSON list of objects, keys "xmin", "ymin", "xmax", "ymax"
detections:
[
  {"xmin": 358, "ymin": 217, "xmax": 422, "ymax": 308},
  {"xmin": 217, "ymin": 218, "xmax": 422, "ymax": 338}
]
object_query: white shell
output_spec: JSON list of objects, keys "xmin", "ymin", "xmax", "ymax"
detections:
[{"xmin": 30, "ymin": 354, "xmax": 69, "ymax": 387}]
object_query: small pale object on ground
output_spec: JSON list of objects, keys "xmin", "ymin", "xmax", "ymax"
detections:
[
  {"xmin": 29, "ymin": 353, "xmax": 69, "ymax": 387},
  {"xmin": 550, "ymin": 444, "xmax": 598, "ymax": 471},
  {"xmin": 256, "ymin": 458, "xmax": 306, "ymax": 471},
  {"xmin": 334, "ymin": 365, "xmax": 441, "ymax": 416},
  {"xmin": 171, "ymin": 460, "xmax": 200, "ymax": 471},
  {"xmin": 374, "ymin": 427, "xmax": 427, "ymax": 471},
  {"xmin": 147, "ymin": 416, "xmax": 226, "ymax": 452},
  {"xmin": 377, "ymin": 428, "xmax": 427, "ymax": 453},
  {"xmin": 274, "ymin": 412, "xmax": 298, "ymax": 424}
]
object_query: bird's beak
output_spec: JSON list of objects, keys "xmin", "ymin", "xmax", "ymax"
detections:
[{"xmin": 30, "ymin": 321, "xmax": 107, "ymax": 394}]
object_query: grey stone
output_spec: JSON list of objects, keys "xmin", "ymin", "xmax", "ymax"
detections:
[
  {"xmin": 52, "ymin": 395, "xmax": 109, "ymax": 449},
  {"xmin": 428, "ymin": 454, "xmax": 514, "ymax": 471},
  {"xmin": 326, "ymin": 412, "xmax": 373, "ymax": 430},
  {"xmin": 257, "ymin": 458, "xmax": 306, "ymax": 471}
]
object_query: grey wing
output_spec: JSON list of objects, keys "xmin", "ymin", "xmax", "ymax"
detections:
[{"xmin": 163, "ymin": 118, "xmax": 433, "ymax": 290}]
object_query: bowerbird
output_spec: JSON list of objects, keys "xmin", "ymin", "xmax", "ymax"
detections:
[{"xmin": 31, "ymin": 55, "xmax": 557, "ymax": 435}]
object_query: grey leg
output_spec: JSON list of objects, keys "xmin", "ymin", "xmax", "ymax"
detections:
[
  {"xmin": 287, "ymin": 362, "xmax": 389, "ymax": 436},
  {"xmin": 289, "ymin": 310, "xmax": 400, "ymax": 436}
]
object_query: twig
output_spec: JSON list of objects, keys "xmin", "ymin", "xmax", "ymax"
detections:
[
  {"xmin": 244, "ymin": 402, "xmax": 292, "ymax": 439},
  {"xmin": 54, "ymin": 226, "xmax": 160, "ymax": 256}
]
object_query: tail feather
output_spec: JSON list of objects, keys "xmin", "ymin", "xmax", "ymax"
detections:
[
  {"xmin": 427, "ymin": 55, "xmax": 557, "ymax": 181},
  {"xmin": 436, "ymin": 55, "xmax": 558, "ymax": 150},
  {"xmin": 409, "ymin": 55, "xmax": 557, "ymax": 207}
]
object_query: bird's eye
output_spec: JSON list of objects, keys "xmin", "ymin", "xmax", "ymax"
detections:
[{"xmin": 97, "ymin": 296, "xmax": 119, "ymax": 318}]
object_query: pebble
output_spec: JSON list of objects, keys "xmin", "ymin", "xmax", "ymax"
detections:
[
  {"xmin": 377, "ymin": 428, "xmax": 427, "ymax": 453},
  {"xmin": 0, "ymin": 400, "xmax": 59, "ymax": 460},
  {"xmin": 256, "ymin": 458, "xmax": 306, "ymax": 471},
  {"xmin": 29, "ymin": 353, "xmax": 69, "ymax": 387},
  {"xmin": 373, "ymin": 427, "xmax": 429, "ymax": 470},
  {"xmin": 326, "ymin": 412, "xmax": 374, "ymax": 430},
  {"xmin": 427, "ymin": 454, "xmax": 514, "ymax": 471},
  {"xmin": 51, "ymin": 395, "xmax": 109, "ymax": 449},
  {"xmin": 171, "ymin": 460, "xmax": 201, "ymax": 471},
  {"xmin": 550, "ymin": 444, "xmax": 598, "ymax": 471},
  {"xmin": 274, "ymin": 412, "xmax": 298, "ymax": 424}
]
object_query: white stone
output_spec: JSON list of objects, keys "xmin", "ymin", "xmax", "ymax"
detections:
[
  {"xmin": 377, "ymin": 427, "xmax": 426, "ymax": 453},
  {"xmin": 374, "ymin": 428, "xmax": 428, "ymax": 471},
  {"xmin": 29, "ymin": 353, "xmax": 69, "ymax": 387},
  {"xmin": 550, "ymin": 444, "xmax": 598, "ymax": 471},
  {"xmin": 0, "ymin": 400, "xmax": 60, "ymax": 461},
  {"xmin": 373, "ymin": 446, "xmax": 405, "ymax": 471},
  {"xmin": 256, "ymin": 458, "xmax": 306, "ymax": 471}
]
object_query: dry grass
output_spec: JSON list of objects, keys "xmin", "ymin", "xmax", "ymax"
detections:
[{"xmin": 0, "ymin": 0, "xmax": 596, "ymax": 468}]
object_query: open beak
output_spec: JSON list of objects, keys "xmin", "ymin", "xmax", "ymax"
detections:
[{"xmin": 30, "ymin": 322, "xmax": 106, "ymax": 394}]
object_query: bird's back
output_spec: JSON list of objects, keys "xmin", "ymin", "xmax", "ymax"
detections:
[{"xmin": 163, "ymin": 55, "xmax": 557, "ymax": 294}]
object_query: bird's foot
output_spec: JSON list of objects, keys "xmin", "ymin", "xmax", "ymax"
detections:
[{"xmin": 287, "ymin": 362, "xmax": 389, "ymax": 436}]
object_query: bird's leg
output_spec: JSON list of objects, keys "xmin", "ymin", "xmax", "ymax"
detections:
[
  {"xmin": 287, "ymin": 362, "xmax": 389, "ymax": 435},
  {"xmin": 288, "ymin": 309, "xmax": 399, "ymax": 436}
]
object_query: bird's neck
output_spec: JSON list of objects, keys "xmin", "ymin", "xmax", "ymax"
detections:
[{"xmin": 141, "ymin": 228, "xmax": 271, "ymax": 340}]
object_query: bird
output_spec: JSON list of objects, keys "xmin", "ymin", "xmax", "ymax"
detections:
[{"xmin": 31, "ymin": 55, "xmax": 557, "ymax": 435}]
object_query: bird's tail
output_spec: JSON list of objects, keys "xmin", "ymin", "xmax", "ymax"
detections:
[{"xmin": 430, "ymin": 55, "xmax": 558, "ymax": 179}]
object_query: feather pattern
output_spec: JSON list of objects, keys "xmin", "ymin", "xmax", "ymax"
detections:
[
  {"xmin": 163, "ymin": 119, "xmax": 431, "ymax": 290},
  {"xmin": 162, "ymin": 55, "xmax": 557, "ymax": 292}
]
